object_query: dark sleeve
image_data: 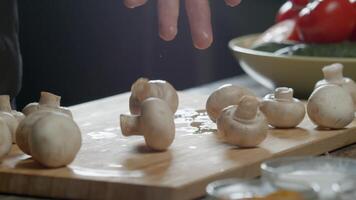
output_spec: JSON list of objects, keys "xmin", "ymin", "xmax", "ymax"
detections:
[{"xmin": 0, "ymin": 0, "xmax": 22, "ymax": 99}]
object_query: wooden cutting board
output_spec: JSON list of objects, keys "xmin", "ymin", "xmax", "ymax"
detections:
[{"xmin": 0, "ymin": 92, "xmax": 356, "ymax": 200}]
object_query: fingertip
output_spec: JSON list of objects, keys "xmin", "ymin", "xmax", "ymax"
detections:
[
  {"xmin": 123, "ymin": 0, "xmax": 147, "ymax": 8},
  {"xmin": 225, "ymin": 0, "xmax": 241, "ymax": 7},
  {"xmin": 193, "ymin": 32, "xmax": 213, "ymax": 50},
  {"xmin": 159, "ymin": 26, "xmax": 178, "ymax": 41}
]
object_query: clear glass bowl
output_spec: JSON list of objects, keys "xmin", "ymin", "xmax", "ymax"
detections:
[
  {"xmin": 332, "ymin": 178, "xmax": 356, "ymax": 200},
  {"xmin": 206, "ymin": 178, "xmax": 272, "ymax": 200},
  {"xmin": 206, "ymin": 178, "xmax": 317, "ymax": 200},
  {"xmin": 261, "ymin": 156, "xmax": 356, "ymax": 199}
]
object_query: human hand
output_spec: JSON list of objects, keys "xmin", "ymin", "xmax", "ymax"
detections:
[{"xmin": 124, "ymin": 0, "xmax": 242, "ymax": 49}]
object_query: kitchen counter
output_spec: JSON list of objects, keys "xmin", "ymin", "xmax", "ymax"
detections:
[{"xmin": 2, "ymin": 75, "xmax": 356, "ymax": 200}]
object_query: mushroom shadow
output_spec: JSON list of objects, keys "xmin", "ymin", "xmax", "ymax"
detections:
[
  {"xmin": 15, "ymin": 158, "xmax": 46, "ymax": 170},
  {"xmin": 134, "ymin": 143, "xmax": 166, "ymax": 154},
  {"xmin": 123, "ymin": 150, "xmax": 173, "ymax": 177},
  {"xmin": 270, "ymin": 127, "xmax": 310, "ymax": 140},
  {"xmin": 314, "ymin": 126, "xmax": 347, "ymax": 131},
  {"xmin": 224, "ymin": 145, "xmax": 272, "ymax": 162}
]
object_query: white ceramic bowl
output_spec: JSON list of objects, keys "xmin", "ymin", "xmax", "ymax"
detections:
[{"xmin": 228, "ymin": 34, "xmax": 356, "ymax": 98}]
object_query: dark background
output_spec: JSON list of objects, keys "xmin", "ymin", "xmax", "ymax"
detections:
[{"xmin": 16, "ymin": 0, "xmax": 284, "ymax": 108}]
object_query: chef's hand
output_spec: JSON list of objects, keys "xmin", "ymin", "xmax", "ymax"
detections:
[{"xmin": 124, "ymin": 0, "xmax": 242, "ymax": 49}]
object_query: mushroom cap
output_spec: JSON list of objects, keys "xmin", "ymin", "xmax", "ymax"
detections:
[
  {"xmin": 38, "ymin": 105, "xmax": 73, "ymax": 118},
  {"xmin": 22, "ymin": 103, "xmax": 72, "ymax": 119},
  {"xmin": 206, "ymin": 84, "xmax": 255, "ymax": 122},
  {"xmin": 29, "ymin": 112, "xmax": 82, "ymax": 168},
  {"xmin": 129, "ymin": 78, "xmax": 179, "ymax": 115},
  {"xmin": 0, "ymin": 111, "xmax": 19, "ymax": 143},
  {"xmin": 59, "ymin": 107, "xmax": 73, "ymax": 118},
  {"xmin": 217, "ymin": 105, "xmax": 268, "ymax": 147},
  {"xmin": 140, "ymin": 97, "xmax": 175, "ymax": 151},
  {"xmin": 260, "ymin": 88, "xmax": 305, "ymax": 128},
  {"xmin": 16, "ymin": 110, "xmax": 53, "ymax": 155},
  {"xmin": 0, "ymin": 119, "xmax": 12, "ymax": 161},
  {"xmin": 22, "ymin": 91, "xmax": 70, "ymax": 117},
  {"xmin": 307, "ymin": 85, "xmax": 354, "ymax": 129},
  {"xmin": 22, "ymin": 102, "xmax": 39, "ymax": 116}
]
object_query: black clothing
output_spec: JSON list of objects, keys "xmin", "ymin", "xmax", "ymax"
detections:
[{"xmin": 0, "ymin": 0, "xmax": 22, "ymax": 99}]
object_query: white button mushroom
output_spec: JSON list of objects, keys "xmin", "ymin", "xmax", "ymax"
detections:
[
  {"xmin": 121, "ymin": 97, "xmax": 175, "ymax": 151},
  {"xmin": 16, "ymin": 111, "xmax": 54, "ymax": 155},
  {"xmin": 28, "ymin": 111, "xmax": 82, "ymax": 168},
  {"xmin": 217, "ymin": 95, "xmax": 268, "ymax": 147},
  {"xmin": 22, "ymin": 92, "xmax": 72, "ymax": 117},
  {"xmin": 315, "ymin": 63, "xmax": 356, "ymax": 111},
  {"xmin": 0, "ymin": 112, "xmax": 18, "ymax": 144},
  {"xmin": 0, "ymin": 95, "xmax": 19, "ymax": 143},
  {"xmin": 307, "ymin": 85, "xmax": 354, "ymax": 129},
  {"xmin": 0, "ymin": 95, "xmax": 24, "ymax": 122},
  {"xmin": 129, "ymin": 78, "xmax": 179, "ymax": 115},
  {"xmin": 11, "ymin": 110, "xmax": 25, "ymax": 123},
  {"xmin": 206, "ymin": 84, "xmax": 255, "ymax": 122},
  {"xmin": 0, "ymin": 119, "xmax": 12, "ymax": 161},
  {"xmin": 260, "ymin": 87, "xmax": 305, "ymax": 128}
]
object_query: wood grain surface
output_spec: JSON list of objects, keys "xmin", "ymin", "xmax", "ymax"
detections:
[{"xmin": 0, "ymin": 91, "xmax": 356, "ymax": 200}]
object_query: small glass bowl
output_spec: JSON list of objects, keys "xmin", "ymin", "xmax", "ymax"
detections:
[
  {"xmin": 332, "ymin": 178, "xmax": 356, "ymax": 200},
  {"xmin": 206, "ymin": 178, "xmax": 317, "ymax": 200},
  {"xmin": 261, "ymin": 156, "xmax": 356, "ymax": 199},
  {"xmin": 206, "ymin": 178, "xmax": 273, "ymax": 200}
]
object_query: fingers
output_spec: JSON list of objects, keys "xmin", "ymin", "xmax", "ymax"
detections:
[
  {"xmin": 185, "ymin": 0, "xmax": 213, "ymax": 49},
  {"xmin": 224, "ymin": 0, "xmax": 242, "ymax": 7},
  {"xmin": 158, "ymin": 0, "xmax": 179, "ymax": 41},
  {"xmin": 124, "ymin": 0, "xmax": 148, "ymax": 8}
]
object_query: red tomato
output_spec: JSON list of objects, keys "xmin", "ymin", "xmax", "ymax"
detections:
[
  {"xmin": 351, "ymin": 32, "xmax": 356, "ymax": 42},
  {"xmin": 297, "ymin": 0, "xmax": 355, "ymax": 43},
  {"xmin": 287, "ymin": 25, "xmax": 300, "ymax": 41},
  {"xmin": 276, "ymin": 0, "xmax": 309, "ymax": 23},
  {"xmin": 291, "ymin": 0, "xmax": 310, "ymax": 6},
  {"xmin": 350, "ymin": 1, "xmax": 356, "ymax": 41}
]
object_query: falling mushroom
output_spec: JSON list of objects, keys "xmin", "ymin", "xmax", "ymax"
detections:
[
  {"xmin": 260, "ymin": 87, "xmax": 305, "ymax": 128},
  {"xmin": 217, "ymin": 95, "xmax": 268, "ymax": 147},
  {"xmin": 121, "ymin": 97, "xmax": 175, "ymax": 151},
  {"xmin": 206, "ymin": 84, "xmax": 255, "ymax": 122},
  {"xmin": 307, "ymin": 85, "xmax": 354, "ymax": 129},
  {"xmin": 129, "ymin": 78, "xmax": 179, "ymax": 115}
]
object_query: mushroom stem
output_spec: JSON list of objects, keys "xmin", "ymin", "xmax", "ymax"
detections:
[
  {"xmin": 0, "ymin": 95, "xmax": 12, "ymax": 112},
  {"xmin": 120, "ymin": 114, "xmax": 141, "ymax": 136},
  {"xmin": 39, "ymin": 92, "xmax": 61, "ymax": 107},
  {"xmin": 275, "ymin": 87, "xmax": 293, "ymax": 100},
  {"xmin": 234, "ymin": 96, "xmax": 259, "ymax": 121},
  {"xmin": 322, "ymin": 63, "xmax": 344, "ymax": 82}
]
